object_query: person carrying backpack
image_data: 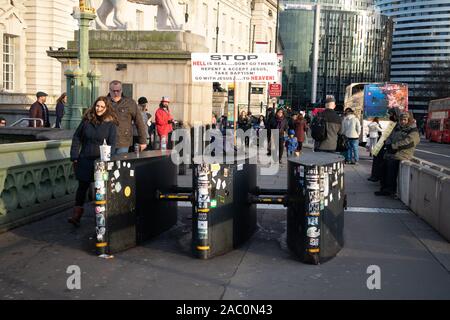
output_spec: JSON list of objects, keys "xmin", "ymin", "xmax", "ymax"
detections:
[{"xmin": 311, "ymin": 96, "xmax": 342, "ymax": 152}]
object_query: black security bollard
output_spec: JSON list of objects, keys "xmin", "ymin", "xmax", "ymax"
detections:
[
  {"xmin": 192, "ymin": 157, "xmax": 257, "ymax": 259},
  {"xmin": 287, "ymin": 153, "xmax": 346, "ymax": 265},
  {"xmin": 93, "ymin": 150, "xmax": 178, "ymax": 256}
]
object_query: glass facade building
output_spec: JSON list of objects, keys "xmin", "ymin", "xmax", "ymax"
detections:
[
  {"xmin": 376, "ymin": 0, "xmax": 450, "ymax": 114},
  {"xmin": 280, "ymin": 0, "xmax": 393, "ymax": 109}
]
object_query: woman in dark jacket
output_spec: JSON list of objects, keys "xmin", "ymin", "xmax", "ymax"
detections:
[
  {"xmin": 68, "ymin": 96, "xmax": 118, "ymax": 227},
  {"xmin": 55, "ymin": 93, "xmax": 67, "ymax": 129},
  {"xmin": 269, "ymin": 108, "xmax": 289, "ymax": 163},
  {"xmin": 294, "ymin": 113, "xmax": 308, "ymax": 152}
]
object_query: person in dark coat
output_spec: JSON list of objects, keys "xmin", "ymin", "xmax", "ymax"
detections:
[
  {"xmin": 314, "ymin": 96, "xmax": 342, "ymax": 152},
  {"xmin": 368, "ymin": 107, "xmax": 401, "ymax": 182},
  {"xmin": 269, "ymin": 108, "xmax": 289, "ymax": 163},
  {"xmin": 294, "ymin": 113, "xmax": 308, "ymax": 152},
  {"xmin": 55, "ymin": 92, "xmax": 67, "ymax": 129},
  {"xmin": 375, "ymin": 112, "xmax": 420, "ymax": 197},
  {"xmin": 68, "ymin": 96, "xmax": 118, "ymax": 227},
  {"xmin": 29, "ymin": 91, "xmax": 50, "ymax": 127}
]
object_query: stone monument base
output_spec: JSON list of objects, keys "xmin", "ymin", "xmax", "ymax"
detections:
[{"xmin": 48, "ymin": 31, "xmax": 212, "ymax": 126}]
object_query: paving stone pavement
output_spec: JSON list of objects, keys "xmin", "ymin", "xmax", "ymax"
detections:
[{"xmin": 0, "ymin": 146, "xmax": 449, "ymax": 300}]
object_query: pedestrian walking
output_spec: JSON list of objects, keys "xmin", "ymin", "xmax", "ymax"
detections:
[
  {"xmin": 294, "ymin": 113, "xmax": 308, "ymax": 152},
  {"xmin": 268, "ymin": 108, "xmax": 289, "ymax": 163},
  {"xmin": 285, "ymin": 129, "xmax": 299, "ymax": 157},
  {"xmin": 55, "ymin": 93, "xmax": 67, "ymax": 129},
  {"xmin": 155, "ymin": 96, "xmax": 175, "ymax": 150},
  {"xmin": 68, "ymin": 96, "xmax": 118, "ymax": 227},
  {"xmin": 341, "ymin": 108, "xmax": 361, "ymax": 164},
  {"xmin": 133, "ymin": 97, "xmax": 150, "ymax": 149},
  {"xmin": 107, "ymin": 80, "xmax": 147, "ymax": 155},
  {"xmin": 311, "ymin": 96, "xmax": 342, "ymax": 152},
  {"xmin": 29, "ymin": 91, "xmax": 50, "ymax": 127}
]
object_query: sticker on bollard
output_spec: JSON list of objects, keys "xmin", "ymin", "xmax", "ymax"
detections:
[{"xmin": 287, "ymin": 153, "xmax": 345, "ymax": 265}]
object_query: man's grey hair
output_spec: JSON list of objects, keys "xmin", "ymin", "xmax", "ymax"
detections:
[{"xmin": 109, "ymin": 80, "xmax": 122, "ymax": 87}]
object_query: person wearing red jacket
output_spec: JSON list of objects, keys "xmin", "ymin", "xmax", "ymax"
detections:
[{"xmin": 155, "ymin": 96, "xmax": 174, "ymax": 149}]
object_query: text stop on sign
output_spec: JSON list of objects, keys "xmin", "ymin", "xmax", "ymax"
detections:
[{"xmin": 269, "ymin": 83, "xmax": 282, "ymax": 97}]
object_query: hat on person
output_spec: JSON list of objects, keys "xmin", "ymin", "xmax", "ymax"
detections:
[
  {"xmin": 138, "ymin": 97, "xmax": 148, "ymax": 105},
  {"xmin": 161, "ymin": 96, "xmax": 170, "ymax": 103},
  {"xmin": 345, "ymin": 107, "xmax": 354, "ymax": 113},
  {"xmin": 36, "ymin": 91, "xmax": 48, "ymax": 98},
  {"xmin": 325, "ymin": 96, "xmax": 336, "ymax": 104},
  {"xmin": 289, "ymin": 129, "xmax": 295, "ymax": 135}
]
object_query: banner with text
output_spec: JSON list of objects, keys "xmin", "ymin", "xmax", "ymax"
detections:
[{"xmin": 192, "ymin": 53, "xmax": 278, "ymax": 83}]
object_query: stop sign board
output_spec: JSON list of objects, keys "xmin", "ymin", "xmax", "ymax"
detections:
[{"xmin": 269, "ymin": 83, "xmax": 282, "ymax": 97}]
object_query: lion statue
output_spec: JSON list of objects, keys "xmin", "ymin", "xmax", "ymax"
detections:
[{"xmin": 94, "ymin": 0, "xmax": 185, "ymax": 31}]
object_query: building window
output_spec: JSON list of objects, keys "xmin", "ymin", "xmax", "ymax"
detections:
[
  {"xmin": 3, "ymin": 34, "xmax": 15, "ymax": 91},
  {"xmin": 136, "ymin": 10, "xmax": 144, "ymax": 29}
]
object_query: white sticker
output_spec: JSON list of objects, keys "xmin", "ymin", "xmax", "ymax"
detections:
[
  {"xmin": 324, "ymin": 199, "xmax": 328, "ymax": 206},
  {"xmin": 198, "ymin": 195, "xmax": 210, "ymax": 203},
  {"xmin": 96, "ymin": 227, "xmax": 106, "ymax": 236},
  {"xmin": 216, "ymin": 178, "xmax": 222, "ymax": 190},
  {"xmin": 212, "ymin": 178, "xmax": 216, "ymax": 184},
  {"xmin": 122, "ymin": 162, "xmax": 127, "ymax": 168},
  {"xmin": 114, "ymin": 170, "xmax": 120, "ymax": 179},
  {"xmin": 222, "ymin": 181, "xmax": 226, "ymax": 190},
  {"xmin": 307, "ymin": 217, "xmax": 319, "ymax": 226},
  {"xmin": 198, "ymin": 221, "xmax": 208, "ymax": 230},
  {"xmin": 94, "ymin": 172, "xmax": 103, "ymax": 181},
  {"xmin": 307, "ymin": 227, "xmax": 321, "ymax": 238},
  {"xmin": 330, "ymin": 193, "xmax": 333, "ymax": 203},
  {"xmin": 212, "ymin": 171, "xmax": 218, "ymax": 178},
  {"xmin": 96, "ymin": 214, "xmax": 106, "ymax": 227},
  {"xmin": 95, "ymin": 180, "xmax": 105, "ymax": 189},
  {"xmin": 107, "ymin": 162, "xmax": 114, "ymax": 170},
  {"xmin": 338, "ymin": 191, "xmax": 341, "ymax": 200},
  {"xmin": 323, "ymin": 174, "xmax": 329, "ymax": 197},
  {"xmin": 116, "ymin": 161, "xmax": 121, "ymax": 169},
  {"xmin": 115, "ymin": 182, "xmax": 122, "ymax": 193},
  {"xmin": 237, "ymin": 164, "xmax": 243, "ymax": 171},
  {"xmin": 130, "ymin": 170, "xmax": 134, "ymax": 177},
  {"xmin": 127, "ymin": 163, "xmax": 131, "ymax": 169},
  {"xmin": 307, "ymin": 183, "xmax": 320, "ymax": 190}
]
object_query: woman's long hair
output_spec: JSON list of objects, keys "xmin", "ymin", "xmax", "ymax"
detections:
[
  {"xmin": 57, "ymin": 92, "xmax": 67, "ymax": 105},
  {"xmin": 83, "ymin": 96, "xmax": 119, "ymax": 126}
]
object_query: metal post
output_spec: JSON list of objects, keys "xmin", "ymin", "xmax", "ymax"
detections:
[
  {"xmin": 215, "ymin": 2, "xmax": 219, "ymax": 53},
  {"xmin": 311, "ymin": 4, "xmax": 321, "ymax": 104}
]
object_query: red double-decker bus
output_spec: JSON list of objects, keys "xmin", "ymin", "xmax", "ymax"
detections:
[{"xmin": 426, "ymin": 98, "xmax": 450, "ymax": 143}]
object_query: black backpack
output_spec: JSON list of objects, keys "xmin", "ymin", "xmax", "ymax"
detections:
[{"xmin": 310, "ymin": 115, "xmax": 327, "ymax": 142}]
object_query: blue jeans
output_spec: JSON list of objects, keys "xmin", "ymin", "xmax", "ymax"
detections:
[
  {"xmin": 115, "ymin": 147, "xmax": 129, "ymax": 155},
  {"xmin": 346, "ymin": 138, "xmax": 359, "ymax": 162}
]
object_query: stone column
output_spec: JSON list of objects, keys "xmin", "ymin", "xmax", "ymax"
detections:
[
  {"xmin": 69, "ymin": 66, "xmax": 84, "ymax": 129},
  {"xmin": 88, "ymin": 65, "xmax": 102, "ymax": 106},
  {"xmin": 63, "ymin": 64, "xmax": 75, "ymax": 129}
]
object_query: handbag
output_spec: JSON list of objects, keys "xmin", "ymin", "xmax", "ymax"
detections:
[{"xmin": 336, "ymin": 134, "xmax": 348, "ymax": 152}]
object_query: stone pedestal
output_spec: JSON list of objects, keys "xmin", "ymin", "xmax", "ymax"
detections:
[{"xmin": 48, "ymin": 31, "xmax": 212, "ymax": 127}]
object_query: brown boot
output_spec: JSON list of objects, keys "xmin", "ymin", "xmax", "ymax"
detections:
[{"xmin": 68, "ymin": 206, "xmax": 84, "ymax": 227}]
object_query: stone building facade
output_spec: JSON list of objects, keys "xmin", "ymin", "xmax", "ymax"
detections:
[{"xmin": 0, "ymin": 0, "xmax": 279, "ymax": 124}]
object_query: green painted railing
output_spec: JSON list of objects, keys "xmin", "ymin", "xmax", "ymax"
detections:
[{"xmin": 0, "ymin": 140, "xmax": 77, "ymax": 232}]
